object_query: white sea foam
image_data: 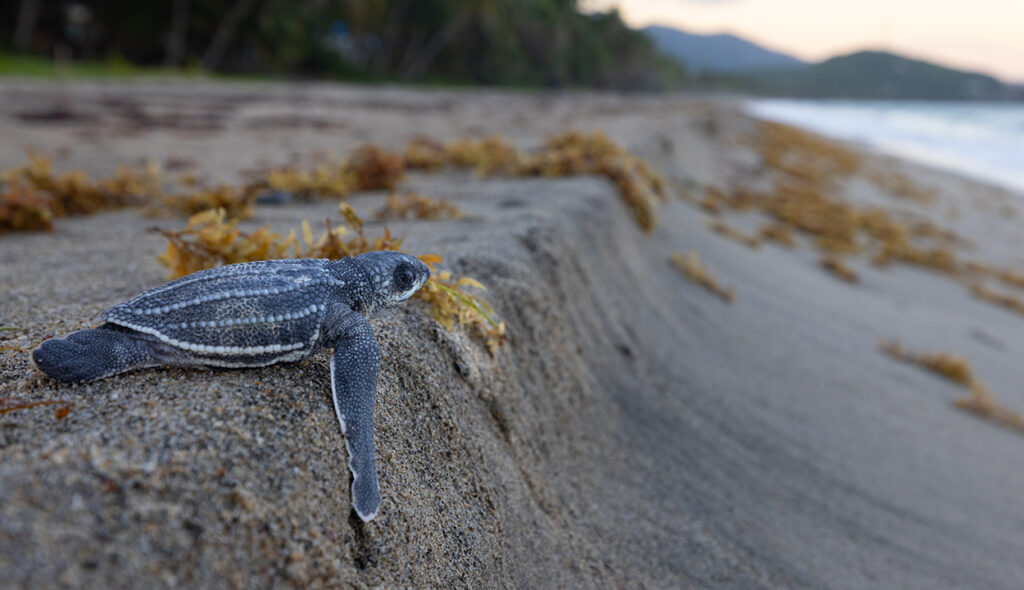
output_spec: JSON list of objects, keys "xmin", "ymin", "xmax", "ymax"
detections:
[{"xmin": 745, "ymin": 99, "xmax": 1024, "ymax": 194}]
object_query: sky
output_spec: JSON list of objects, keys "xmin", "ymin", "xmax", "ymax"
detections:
[{"xmin": 590, "ymin": 0, "xmax": 1024, "ymax": 82}]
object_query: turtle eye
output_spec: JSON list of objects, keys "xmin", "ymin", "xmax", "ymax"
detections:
[{"xmin": 393, "ymin": 263, "xmax": 415, "ymax": 291}]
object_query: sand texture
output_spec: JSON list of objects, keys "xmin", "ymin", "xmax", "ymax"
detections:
[{"xmin": 3, "ymin": 82, "xmax": 1024, "ymax": 588}]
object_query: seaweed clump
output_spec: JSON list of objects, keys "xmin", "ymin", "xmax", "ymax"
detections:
[
  {"xmin": 867, "ymin": 169, "xmax": 936, "ymax": 203},
  {"xmin": 759, "ymin": 222, "xmax": 797, "ymax": 248},
  {"xmin": 963, "ymin": 262, "xmax": 1024, "ymax": 291},
  {"xmin": 0, "ymin": 181, "xmax": 53, "ymax": 233},
  {"xmin": 756, "ymin": 121, "xmax": 861, "ymax": 186},
  {"xmin": 880, "ymin": 340, "xmax": 1024, "ymax": 434},
  {"xmin": 707, "ymin": 121, "xmax": 956, "ymax": 281},
  {"xmin": 445, "ymin": 136, "xmax": 524, "ymax": 176},
  {"xmin": 345, "ymin": 145, "xmax": 406, "ymax": 191},
  {"xmin": 261, "ymin": 163, "xmax": 353, "ymax": 199},
  {"xmin": 403, "ymin": 137, "xmax": 447, "ymax": 171},
  {"xmin": 0, "ymin": 153, "xmax": 160, "ymax": 229},
  {"xmin": 526, "ymin": 131, "xmax": 666, "ymax": 233},
  {"xmin": 693, "ymin": 186, "xmax": 761, "ymax": 216},
  {"xmin": 879, "ymin": 340, "xmax": 973, "ymax": 384},
  {"xmin": 706, "ymin": 219, "xmax": 761, "ymax": 250},
  {"xmin": 670, "ymin": 251, "xmax": 734, "ymax": 303},
  {"xmin": 415, "ymin": 257, "xmax": 506, "ymax": 354},
  {"xmin": 155, "ymin": 185, "xmax": 257, "ymax": 220},
  {"xmin": 253, "ymin": 145, "xmax": 404, "ymax": 200},
  {"xmin": 156, "ymin": 208, "xmax": 301, "ymax": 278},
  {"xmin": 703, "ymin": 171, "xmax": 959, "ymax": 281},
  {"xmin": 968, "ymin": 284, "xmax": 1024, "ymax": 317},
  {"xmin": 762, "ymin": 180, "xmax": 860, "ymax": 255},
  {"xmin": 153, "ymin": 145, "xmax": 406, "ymax": 218},
  {"xmin": 373, "ymin": 191, "xmax": 464, "ymax": 221},
  {"xmin": 954, "ymin": 383, "xmax": 1024, "ymax": 433},
  {"xmin": 400, "ymin": 131, "xmax": 668, "ymax": 232},
  {"xmin": 819, "ymin": 257, "xmax": 858, "ymax": 283}
]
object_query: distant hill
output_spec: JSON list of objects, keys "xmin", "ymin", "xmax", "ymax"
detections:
[
  {"xmin": 641, "ymin": 23, "xmax": 1021, "ymax": 100},
  {"xmin": 732, "ymin": 50, "xmax": 1020, "ymax": 100},
  {"xmin": 643, "ymin": 25, "xmax": 805, "ymax": 73}
]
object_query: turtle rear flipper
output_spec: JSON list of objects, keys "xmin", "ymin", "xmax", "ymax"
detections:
[{"xmin": 31, "ymin": 325, "xmax": 159, "ymax": 383}]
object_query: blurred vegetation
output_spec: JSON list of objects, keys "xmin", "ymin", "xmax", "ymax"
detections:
[{"xmin": 0, "ymin": 0, "xmax": 684, "ymax": 89}]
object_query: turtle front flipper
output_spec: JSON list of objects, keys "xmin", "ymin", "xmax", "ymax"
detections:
[
  {"xmin": 328, "ymin": 314, "xmax": 382, "ymax": 522},
  {"xmin": 31, "ymin": 324, "xmax": 159, "ymax": 383}
]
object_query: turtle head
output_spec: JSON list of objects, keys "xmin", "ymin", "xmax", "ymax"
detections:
[{"xmin": 353, "ymin": 251, "xmax": 431, "ymax": 311}]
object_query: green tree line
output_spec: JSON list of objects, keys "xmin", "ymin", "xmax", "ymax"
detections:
[{"xmin": 1, "ymin": 0, "xmax": 684, "ymax": 89}]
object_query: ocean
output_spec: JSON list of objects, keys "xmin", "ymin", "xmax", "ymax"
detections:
[{"xmin": 745, "ymin": 99, "xmax": 1024, "ymax": 194}]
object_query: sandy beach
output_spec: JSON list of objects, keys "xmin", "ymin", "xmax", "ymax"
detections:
[{"xmin": 3, "ymin": 81, "xmax": 1024, "ymax": 588}]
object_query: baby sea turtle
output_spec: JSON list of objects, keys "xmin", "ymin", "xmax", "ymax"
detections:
[{"xmin": 31, "ymin": 251, "xmax": 431, "ymax": 522}]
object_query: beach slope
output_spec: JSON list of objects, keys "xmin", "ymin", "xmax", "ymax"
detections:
[{"xmin": 2, "ymin": 83, "xmax": 1024, "ymax": 588}]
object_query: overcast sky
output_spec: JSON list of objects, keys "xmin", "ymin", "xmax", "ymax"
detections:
[{"xmin": 591, "ymin": 0, "xmax": 1024, "ymax": 82}]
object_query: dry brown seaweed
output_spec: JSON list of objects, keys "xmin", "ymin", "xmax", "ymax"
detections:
[
  {"xmin": 756, "ymin": 121, "xmax": 861, "ymax": 185},
  {"xmin": 415, "ymin": 258, "xmax": 507, "ymax": 354},
  {"xmin": 880, "ymin": 340, "xmax": 1024, "ymax": 435},
  {"xmin": 262, "ymin": 164, "xmax": 353, "ymax": 199},
  {"xmin": 758, "ymin": 222, "xmax": 797, "ymax": 248},
  {"xmin": 446, "ymin": 136, "xmax": 524, "ymax": 176},
  {"xmin": 344, "ymin": 145, "xmax": 406, "ymax": 192},
  {"xmin": 968, "ymin": 283, "xmax": 1024, "ymax": 317},
  {"xmin": 155, "ymin": 208, "xmax": 297, "ymax": 278},
  {"xmin": 879, "ymin": 340, "xmax": 973, "ymax": 385},
  {"xmin": 0, "ymin": 180, "xmax": 54, "ymax": 233},
  {"xmin": 402, "ymin": 131, "xmax": 667, "ymax": 232},
  {"xmin": 706, "ymin": 219, "xmax": 761, "ymax": 249},
  {"xmin": 2, "ymin": 152, "xmax": 158, "ymax": 217},
  {"xmin": 819, "ymin": 256, "xmax": 858, "ymax": 283},
  {"xmin": 373, "ymin": 191, "xmax": 464, "ymax": 221},
  {"xmin": 155, "ymin": 185, "xmax": 257, "ymax": 220},
  {"xmin": 403, "ymin": 137, "xmax": 448, "ymax": 171},
  {"xmin": 954, "ymin": 383, "xmax": 1024, "ymax": 433},
  {"xmin": 670, "ymin": 251, "xmax": 734, "ymax": 303}
]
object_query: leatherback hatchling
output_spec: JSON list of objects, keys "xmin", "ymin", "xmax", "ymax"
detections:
[{"xmin": 31, "ymin": 251, "xmax": 431, "ymax": 522}]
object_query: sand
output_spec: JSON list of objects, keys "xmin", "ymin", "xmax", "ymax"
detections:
[{"xmin": 3, "ymin": 81, "xmax": 1024, "ymax": 588}]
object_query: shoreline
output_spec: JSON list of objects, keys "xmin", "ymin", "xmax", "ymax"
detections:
[{"xmin": 744, "ymin": 97, "xmax": 1024, "ymax": 195}]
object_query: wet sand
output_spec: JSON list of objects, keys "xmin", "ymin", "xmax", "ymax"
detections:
[{"xmin": 3, "ymin": 81, "xmax": 1024, "ymax": 588}]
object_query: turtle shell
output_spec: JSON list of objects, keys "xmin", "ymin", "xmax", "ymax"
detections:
[{"xmin": 101, "ymin": 259, "xmax": 339, "ymax": 367}]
